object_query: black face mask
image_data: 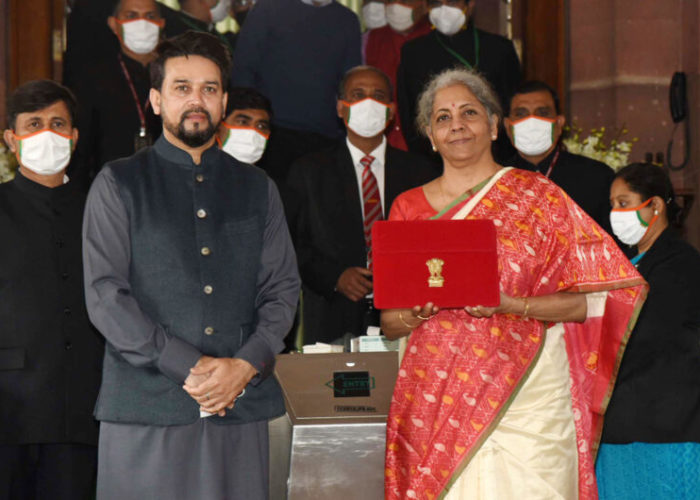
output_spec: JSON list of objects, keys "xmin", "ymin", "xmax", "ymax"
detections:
[{"xmin": 235, "ymin": 10, "xmax": 249, "ymax": 28}]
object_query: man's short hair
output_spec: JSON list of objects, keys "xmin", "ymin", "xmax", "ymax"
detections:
[
  {"xmin": 112, "ymin": 0, "xmax": 162, "ymax": 17},
  {"xmin": 509, "ymin": 80, "xmax": 560, "ymax": 115},
  {"xmin": 338, "ymin": 65, "xmax": 393, "ymax": 100},
  {"xmin": 150, "ymin": 31, "xmax": 232, "ymax": 91},
  {"xmin": 6, "ymin": 79, "xmax": 78, "ymax": 130},
  {"xmin": 226, "ymin": 87, "xmax": 273, "ymax": 118}
]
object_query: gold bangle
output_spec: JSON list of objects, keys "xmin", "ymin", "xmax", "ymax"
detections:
[
  {"xmin": 522, "ymin": 297, "xmax": 530, "ymax": 319},
  {"xmin": 398, "ymin": 311, "xmax": 420, "ymax": 330}
]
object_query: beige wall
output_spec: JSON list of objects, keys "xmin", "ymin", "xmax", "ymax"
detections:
[{"xmin": 568, "ymin": 0, "xmax": 698, "ymax": 193}]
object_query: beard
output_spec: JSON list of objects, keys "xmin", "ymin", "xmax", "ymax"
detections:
[{"xmin": 164, "ymin": 107, "xmax": 217, "ymax": 148}]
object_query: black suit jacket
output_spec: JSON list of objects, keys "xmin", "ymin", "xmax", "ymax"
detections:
[
  {"xmin": 602, "ymin": 228, "xmax": 700, "ymax": 443},
  {"xmin": 287, "ymin": 141, "xmax": 439, "ymax": 343}
]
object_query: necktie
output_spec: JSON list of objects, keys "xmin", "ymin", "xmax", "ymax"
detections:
[{"xmin": 361, "ymin": 154, "xmax": 382, "ymax": 270}]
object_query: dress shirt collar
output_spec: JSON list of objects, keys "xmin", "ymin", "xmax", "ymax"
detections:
[
  {"xmin": 346, "ymin": 135, "xmax": 387, "ymax": 170},
  {"xmin": 346, "ymin": 135, "xmax": 387, "ymax": 214}
]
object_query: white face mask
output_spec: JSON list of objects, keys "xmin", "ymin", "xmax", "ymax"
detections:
[
  {"xmin": 610, "ymin": 198, "xmax": 656, "ymax": 246},
  {"xmin": 210, "ymin": 0, "xmax": 231, "ymax": 23},
  {"xmin": 429, "ymin": 5, "xmax": 466, "ymax": 36},
  {"xmin": 15, "ymin": 130, "xmax": 73, "ymax": 176},
  {"xmin": 362, "ymin": 2, "xmax": 387, "ymax": 29},
  {"xmin": 386, "ymin": 3, "xmax": 414, "ymax": 32},
  {"xmin": 343, "ymin": 98, "xmax": 390, "ymax": 138},
  {"xmin": 119, "ymin": 19, "xmax": 161, "ymax": 55},
  {"xmin": 221, "ymin": 126, "xmax": 268, "ymax": 164},
  {"xmin": 511, "ymin": 117, "xmax": 555, "ymax": 156}
]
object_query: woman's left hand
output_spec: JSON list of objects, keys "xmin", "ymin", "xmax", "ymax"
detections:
[{"xmin": 465, "ymin": 292, "xmax": 519, "ymax": 318}]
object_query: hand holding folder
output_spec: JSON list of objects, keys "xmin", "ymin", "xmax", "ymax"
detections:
[{"xmin": 372, "ymin": 220, "xmax": 500, "ymax": 309}]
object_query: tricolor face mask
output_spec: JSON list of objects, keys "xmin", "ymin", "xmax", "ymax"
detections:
[
  {"xmin": 14, "ymin": 129, "xmax": 73, "ymax": 176},
  {"xmin": 342, "ymin": 98, "xmax": 390, "ymax": 138},
  {"xmin": 510, "ymin": 116, "xmax": 555, "ymax": 156},
  {"xmin": 362, "ymin": 2, "xmax": 387, "ymax": 29},
  {"xmin": 220, "ymin": 125, "xmax": 269, "ymax": 164},
  {"xmin": 610, "ymin": 198, "xmax": 658, "ymax": 246},
  {"xmin": 386, "ymin": 3, "xmax": 415, "ymax": 32},
  {"xmin": 118, "ymin": 18, "xmax": 162, "ymax": 54},
  {"xmin": 429, "ymin": 5, "xmax": 465, "ymax": 36}
]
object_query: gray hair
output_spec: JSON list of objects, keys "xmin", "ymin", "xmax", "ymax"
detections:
[{"xmin": 416, "ymin": 68, "xmax": 502, "ymax": 136}]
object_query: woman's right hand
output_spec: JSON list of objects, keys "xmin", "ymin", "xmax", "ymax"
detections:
[
  {"xmin": 381, "ymin": 302, "xmax": 440, "ymax": 340},
  {"xmin": 411, "ymin": 302, "xmax": 440, "ymax": 322}
]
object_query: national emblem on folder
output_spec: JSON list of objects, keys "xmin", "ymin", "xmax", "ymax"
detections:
[{"xmin": 426, "ymin": 258, "xmax": 445, "ymax": 287}]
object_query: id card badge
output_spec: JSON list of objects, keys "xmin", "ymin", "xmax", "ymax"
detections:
[{"xmin": 134, "ymin": 128, "xmax": 152, "ymax": 152}]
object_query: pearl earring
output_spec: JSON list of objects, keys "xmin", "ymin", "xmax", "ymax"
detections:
[{"xmin": 432, "ymin": 145, "xmax": 437, "ymax": 152}]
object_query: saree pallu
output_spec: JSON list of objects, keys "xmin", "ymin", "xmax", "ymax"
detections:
[{"xmin": 384, "ymin": 168, "xmax": 647, "ymax": 500}]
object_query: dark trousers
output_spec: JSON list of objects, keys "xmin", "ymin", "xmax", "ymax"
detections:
[{"xmin": 0, "ymin": 443, "xmax": 97, "ymax": 500}]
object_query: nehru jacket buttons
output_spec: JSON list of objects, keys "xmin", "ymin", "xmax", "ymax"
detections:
[
  {"xmin": 63, "ymin": 307, "xmax": 71, "ymax": 315},
  {"xmin": 196, "ymin": 209, "xmax": 207, "ymax": 219},
  {"xmin": 203, "ymin": 285, "xmax": 213, "ymax": 295},
  {"xmin": 201, "ymin": 247, "xmax": 211, "ymax": 256},
  {"xmin": 196, "ymin": 174, "xmax": 204, "ymax": 183},
  {"xmin": 204, "ymin": 327, "xmax": 215, "ymax": 336}
]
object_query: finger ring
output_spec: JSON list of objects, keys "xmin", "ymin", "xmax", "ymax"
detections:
[
  {"xmin": 236, "ymin": 388, "xmax": 246, "ymax": 399},
  {"xmin": 416, "ymin": 314, "xmax": 430, "ymax": 320}
]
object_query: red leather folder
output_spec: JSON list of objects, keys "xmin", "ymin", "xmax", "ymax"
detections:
[{"xmin": 372, "ymin": 219, "xmax": 499, "ymax": 309}]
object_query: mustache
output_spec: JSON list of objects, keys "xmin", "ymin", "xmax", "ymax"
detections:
[{"xmin": 181, "ymin": 107, "xmax": 213, "ymax": 121}]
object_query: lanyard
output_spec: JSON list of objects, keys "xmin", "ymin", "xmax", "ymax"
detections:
[
  {"xmin": 630, "ymin": 251, "xmax": 646, "ymax": 267},
  {"xmin": 542, "ymin": 147, "xmax": 561, "ymax": 178},
  {"xmin": 435, "ymin": 27, "xmax": 480, "ymax": 69},
  {"xmin": 118, "ymin": 54, "xmax": 150, "ymax": 137}
]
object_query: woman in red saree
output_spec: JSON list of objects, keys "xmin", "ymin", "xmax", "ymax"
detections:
[{"xmin": 381, "ymin": 69, "xmax": 647, "ymax": 500}]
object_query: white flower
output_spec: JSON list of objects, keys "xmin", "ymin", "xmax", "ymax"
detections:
[{"xmin": 0, "ymin": 142, "xmax": 17, "ymax": 183}]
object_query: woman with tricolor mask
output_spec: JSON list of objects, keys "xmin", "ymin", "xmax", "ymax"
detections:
[{"xmin": 597, "ymin": 162, "xmax": 700, "ymax": 499}]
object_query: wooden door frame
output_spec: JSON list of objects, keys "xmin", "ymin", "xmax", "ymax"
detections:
[
  {"xmin": 518, "ymin": 0, "xmax": 567, "ymax": 114},
  {"xmin": 7, "ymin": 0, "xmax": 65, "ymax": 92}
]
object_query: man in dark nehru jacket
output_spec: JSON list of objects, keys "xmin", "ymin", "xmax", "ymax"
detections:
[
  {"xmin": 82, "ymin": 32, "xmax": 299, "ymax": 499},
  {"xmin": 397, "ymin": 0, "xmax": 520, "ymax": 161},
  {"xmin": 287, "ymin": 65, "xmax": 438, "ymax": 345},
  {"xmin": 0, "ymin": 80, "xmax": 103, "ymax": 499},
  {"xmin": 504, "ymin": 80, "xmax": 615, "ymax": 234}
]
